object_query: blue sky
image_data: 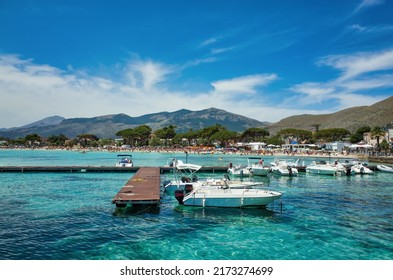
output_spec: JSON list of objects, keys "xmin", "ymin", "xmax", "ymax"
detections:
[{"xmin": 1, "ymin": 0, "xmax": 393, "ymax": 128}]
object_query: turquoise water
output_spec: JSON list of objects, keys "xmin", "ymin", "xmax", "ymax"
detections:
[{"xmin": 0, "ymin": 149, "xmax": 392, "ymax": 260}]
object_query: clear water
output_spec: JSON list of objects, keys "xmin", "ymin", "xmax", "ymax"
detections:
[{"xmin": 0, "ymin": 149, "xmax": 392, "ymax": 260}]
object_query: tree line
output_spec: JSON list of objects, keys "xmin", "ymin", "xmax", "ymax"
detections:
[{"xmin": 0, "ymin": 124, "xmax": 391, "ymax": 152}]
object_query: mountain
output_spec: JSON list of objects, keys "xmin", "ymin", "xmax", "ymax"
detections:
[
  {"xmin": 268, "ymin": 96, "xmax": 393, "ymax": 135},
  {"xmin": 20, "ymin": 115, "xmax": 65, "ymax": 129},
  {"xmin": 0, "ymin": 108, "xmax": 269, "ymax": 139}
]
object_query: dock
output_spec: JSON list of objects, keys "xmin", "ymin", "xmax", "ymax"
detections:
[
  {"xmin": 0, "ymin": 165, "xmax": 228, "ymax": 173},
  {"xmin": 112, "ymin": 167, "xmax": 161, "ymax": 207}
]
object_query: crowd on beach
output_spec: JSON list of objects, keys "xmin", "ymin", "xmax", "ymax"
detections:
[{"xmin": 0, "ymin": 144, "xmax": 363, "ymax": 159}]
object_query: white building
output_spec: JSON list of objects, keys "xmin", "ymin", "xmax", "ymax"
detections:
[{"xmin": 247, "ymin": 142, "xmax": 266, "ymax": 151}]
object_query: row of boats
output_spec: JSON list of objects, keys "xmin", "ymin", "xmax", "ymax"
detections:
[
  {"xmin": 116, "ymin": 155, "xmax": 392, "ymax": 209},
  {"xmin": 163, "ymin": 158, "xmax": 393, "ymax": 209},
  {"xmin": 227, "ymin": 157, "xmax": 390, "ymax": 177}
]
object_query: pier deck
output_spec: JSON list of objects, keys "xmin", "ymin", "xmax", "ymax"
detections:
[
  {"xmin": 112, "ymin": 167, "xmax": 161, "ymax": 207},
  {"xmin": 0, "ymin": 165, "xmax": 228, "ymax": 173}
]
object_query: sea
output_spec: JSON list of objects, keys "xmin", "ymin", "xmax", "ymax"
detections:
[{"xmin": 0, "ymin": 149, "xmax": 392, "ymax": 260}]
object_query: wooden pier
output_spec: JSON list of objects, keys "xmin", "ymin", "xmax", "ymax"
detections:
[
  {"xmin": 0, "ymin": 165, "xmax": 228, "ymax": 173},
  {"xmin": 112, "ymin": 167, "xmax": 161, "ymax": 207}
]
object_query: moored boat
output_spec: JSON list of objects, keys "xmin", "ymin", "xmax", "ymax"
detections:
[
  {"xmin": 174, "ymin": 181, "xmax": 282, "ymax": 208},
  {"xmin": 350, "ymin": 162, "xmax": 374, "ymax": 175},
  {"xmin": 248, "ymin": 157, "xmax": 270, "ymax": 176},
  {"xmin": 115, "ymin": 154, "xmax": 133, "ymax": 167},
  {"xmin": 270, "ymin": 160, "xmax": 298, "ymax": 176},
  {"xmin": 377, "ymin": 164, "xmax": 393, "ymax": 173},
  {"xmin": 306, "ymin": 160, "xmax": 345, "ymax": 176}
]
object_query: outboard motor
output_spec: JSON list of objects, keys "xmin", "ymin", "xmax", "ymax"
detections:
[
  {"xmin": 287, "ymin": 166, "xmax": 292, "ymax": 175},
  {"xmin": 174, "ymin": 190, "xmax": 184, "ymax": 204}
]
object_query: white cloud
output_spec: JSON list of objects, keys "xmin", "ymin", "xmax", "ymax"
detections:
[
  {"xmin": 289, "ymin": 49, "xmax": 393, "ymax": 110},
  {"xmin": 318, "ymin": 49, "xmax": 393, "ymax": 81},
  {"xmin": 211, "ymin": 74, "xmax": 278, "ymax": 94},
  {"xmin": 0, "ymin": 54, "xmax": 285, "ymax": 128},
  {"xmin": 200, "ymin": 37, "xmax": 220, "ymax": 47},
  {"xmin": 211, "ymin": 46, "xmax": 235, "ymax": 55},
  {"xmin": 125, "ymin": 59, "xmax": 174, "ymax": 91},
  {"xmin": 354, "ymin": 0, "xmax": 384, "ymax": 13}
]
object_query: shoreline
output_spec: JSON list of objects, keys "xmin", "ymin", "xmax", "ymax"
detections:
[{"xmin": 0, "ymin": 145, "xmax": 382, "ymax": 161}]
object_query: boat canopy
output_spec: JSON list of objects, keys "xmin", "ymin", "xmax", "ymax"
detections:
[
  {"xmin": 176, "ymin": 163, "xmax": 202, "ymax": 172},
  {"xmin": 117, "ymin": 154, "xmax": 132, "ymax": 157}
]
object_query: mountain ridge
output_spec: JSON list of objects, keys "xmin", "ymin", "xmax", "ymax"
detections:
[
  {"xmin": 0, "ymin": 108, "xmax": 269, "ymax": 139},
  {"xmin": 1, "ymin": 96, "xmax": 393, "ymax": 140}
]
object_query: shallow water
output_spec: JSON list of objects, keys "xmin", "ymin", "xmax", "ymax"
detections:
[{"xmin": 0, "ymin": 149, "xmax": 392, "ymax": 260}]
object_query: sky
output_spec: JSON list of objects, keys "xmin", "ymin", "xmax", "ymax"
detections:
[{"xmin": 1, "ymin": 0, "xmax": 393, "ymax": 128}]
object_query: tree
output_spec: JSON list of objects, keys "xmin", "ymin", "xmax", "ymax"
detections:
[
  {"xmin": 25, "ymin": 134, "xmax": 42, "ymax": 146},
  {"xmin": 240, "ymin": 128, "xmax": 269, "ymax": 142},
  {"xmin": 47, "ymin": 134, "xmax": 68, "ymax": 146},
  {"xmin": 77, "ymin": 134, "xmax": 99, "ymax": 147},
  {"xmin": 371, "ymin": 126, "xmax": 386, "ymax": 148},
  {"xmin": 350, "ymin": 126, "xmax": 371, "ymax": 143},
  {"xmin": 154, "ymin": 125, "xmax": 177, "ymax": 146},
  {"xmin": 210, "ymin": 129, "xmax": 238, "ymax": 148},
  {"xmin": 311, "ymin": 124, "xmax": 321, "ymax": 132},
  {"xmin": 133, "ymin": 125, "xmax": 152, "ymax": 146},
  {"xmin": 277, "ymin": 128, "xmax": 313, "ymax": 142},
  {"xmin": 314, "ymin": 128, "xmax": 350, "ymax": 142},
  {"xmin": 116, "ymin": 128, "xmax": 137, "ymax": 145}
]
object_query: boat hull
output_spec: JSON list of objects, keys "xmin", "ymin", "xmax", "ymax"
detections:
[
  {"xmin": 306, "ymin": 167, "xmax": 339, "ymax": 175},
  {"xmin": 377, "ymin": 165, "xmax": 393, "ymax": 173},
  {"xmin": 251, "ymin": 167, "xmax": 270, "ymax": 176},
  {"xmin": 182, "ymin": 189, "xmax": 282, "ymax": 208}
]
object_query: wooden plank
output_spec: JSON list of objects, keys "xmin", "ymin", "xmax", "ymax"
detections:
[{"xmin": 112, "ymin": 167, "xmax": 161, "ymax": 206}]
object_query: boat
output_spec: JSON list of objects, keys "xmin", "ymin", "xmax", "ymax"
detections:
[
  {"xmin": 163, "ymin": 163, "xmax": 203, "ymax": 193},
  {"xmin": 174, "ymin": 179, "xmax": 282, "ymax": 208},
  {"xmin": 247, "ymin": 157, "xmax": 270, "ymax": 176},
  {"xmin": 227, "ymin": 163, "xmax": 252, "ymax": 177},
  {"xmin": 306, "ymin": 160, "xmax": 345, "ymax": 176},
  {"xmin": 377, "ymin": 164, "xmax": 393, "ymax": 173},
  {"xmin": 350, "ymin": 162, "xmax": 374, "ymax": 175},
  {"xmin": 270, "ymin": 160, "xmax": 298, "ymax": 176},
  {"xmin": 115, "ymin": 154, "xmax": 133, "ymax": 167}
]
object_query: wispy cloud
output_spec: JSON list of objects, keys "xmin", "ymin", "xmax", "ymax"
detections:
[
  {"xmin": 211, "ymin": 74, "xmax": 278, "ymax": 95},
  {"xmin": 289, "ymin": 49, "xmax": 392, "ymax": 109},
  {"xmin": 125, "ymin": 59, "xmax": 175, "ymax": 91},
  {"xmin": 0, "ymin": 54, "xmax": 286, "ymax": 127},
  {"xmin": 211, "ymin": 46, "xmax": 235, "ymax": 55},
  {"xmin": 318, "ymin": 49, "xmax": 393, "ymax": 81},
  {"xmin": 354, "ymin": 0, "xmax": 385, "ymax": 13},
  {"xmin": 350, "ymin": 23, "xmax": 393, "ymax": 33},
  {"xmin": 200, "ymin": 36, "xmax": 221, "ymax": 47}
]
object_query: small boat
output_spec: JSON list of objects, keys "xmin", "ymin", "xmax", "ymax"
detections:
[
  {"xmin": 174, "ymin": 181, "xmax": 282, "ymax": 208},
  {"xmin": 228, "ymin": 163, "xmax": 252, "ymax": 177},
  {"xmin": 164, "ymin": 163, "xmax": 203, "ymax": 193},
  {"xmin": 350, "ymin": 162, "xmax": 374, "ymax": 175},
  {"xmin": 270, "ymin": 160, "xmax": 298, "ymax": 176},
  {"xmin": 115, "ymin": 154, "xmax": 133, "ymax": 167},
  {"xmin": 247, "ymin": 157, "xmax": 270, "ymax": 176},
  {"xmin": 377, "ymin": 164, "xmax": 393, "ymax": 173},
  {"xmin": 306, "ymin": 160, "xmax": 345, "ymax": 176}
]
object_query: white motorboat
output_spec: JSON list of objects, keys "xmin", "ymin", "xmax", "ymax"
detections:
[
  {"xmin": 164, "ymin": 163, "xmax": 202, "ymax": 193},
  {"xmin": 115, "ymin": 154, "xmax": 133, "ymax": 167},
  {"xmin": 350, "ymin": 162, "xmax": 374, "ymax": 175},
  {"xmin": 377, "ymin": 164, "xmax": 393, "ymax": 173},
  {"xmin": 270, "ymin": 160, "xmax": 298, "ymax": 176},
  {"xmin": 306, "ymin": 160, "xmax": 345, "ymax": 176},
  {"xmin": 247, "ymin": 157, "xmax": 270, "ymax": 176},
  {"xmin": 227, "ymin": 163, "xmax": 252, "ymax": 177},
  {"xmin": 174, "ymin": 181, "xmax": 282, "ymax": 208}
]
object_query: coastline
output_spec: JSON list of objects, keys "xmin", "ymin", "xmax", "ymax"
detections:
[{"xmin": 3, "ymin": 145, "xmax": 390, "ymax": 163}]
